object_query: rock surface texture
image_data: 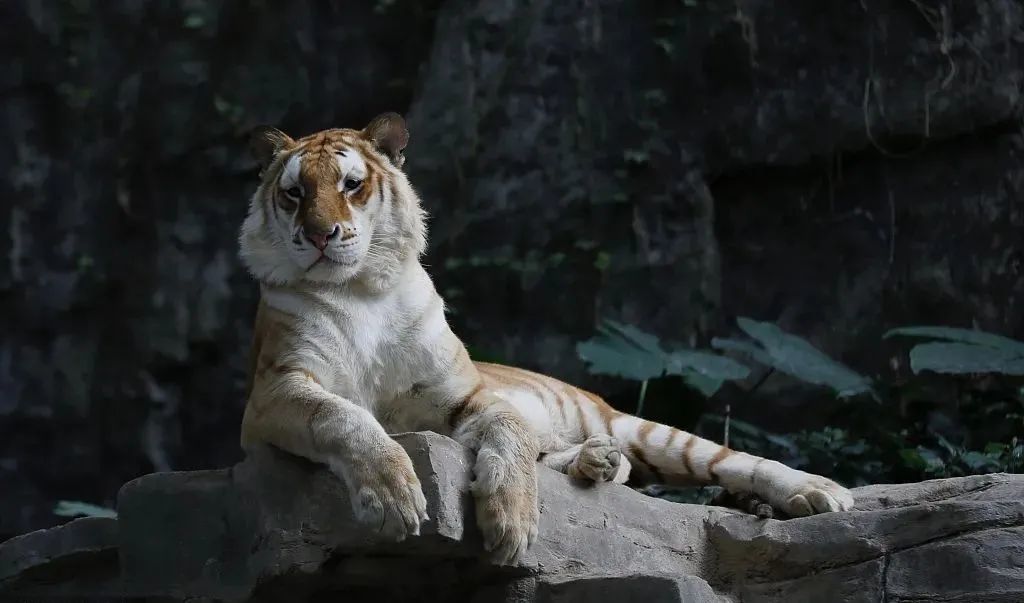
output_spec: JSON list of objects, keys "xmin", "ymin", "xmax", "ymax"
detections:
[{"xmin": 1, "ymin": 432, "xmax": 1022, "ymax": 602}]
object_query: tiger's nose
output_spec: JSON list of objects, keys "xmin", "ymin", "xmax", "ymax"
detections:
[{"xmin": 303, "ymin": 224, "xmax": 341, "ymax": 250}]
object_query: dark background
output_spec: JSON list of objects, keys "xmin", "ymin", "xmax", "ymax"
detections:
[{"xmin": 3, "ymin": 0, "xmax": 1023, "ymax": 540}]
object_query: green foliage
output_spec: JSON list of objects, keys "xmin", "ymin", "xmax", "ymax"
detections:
[
  {"xmin": 579, "ymin": 318, "xmax": 1024, "ymax": 485},
  {"xmin": 666, "ymin": 348, "xmax": 751, "ymax": 396},
  {"xmin": 699, "ymin": 415, "xmax": 1021, "ymax": 487},
  {"xmin": 53, "ymin": 500, "xmax": 117, "ymax": 519},
  {"xmin": 577, "ymin": 320, "xmax": 750, "ymax": 397},
  {"xmin": 885, "ymin": 326, "xmax": 1024, "ymax": 375},
  {"xmin": 577, "ymin": 320, "xmax": 663, "ymax": 382},
  {"xmin": 712, "ymin": 318, "xmax": 874, "ymax": 398},
  {"xmin": 885, "ymin": 326, "xmax": 1024, "ymax": 353},
  {"xmin": 636, "ymin": 484, "xmax": 724, "ymax": 505},
  {"xmin": 902, "ymin": 436, "xmax": 1023, "ymax": 477},
  {"xmin": 444, "ymin": 247, "xmax": 568, "ymax": 285},
  {"xmin": 698, "ymin": 416, "xmax": 887, "ymax": 486},
  {"xmin": 908, "ymin": 343, "xmax": 1024, "ymax": 376}
]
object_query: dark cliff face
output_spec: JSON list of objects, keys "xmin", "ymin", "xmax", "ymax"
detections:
[
  {"xmin": 2, "ymin": 0, "xmax": 1022, "ymax": 539},
  {"xmin": 0, "ymin": 0, "xmax": 444, "ymax": 538}
]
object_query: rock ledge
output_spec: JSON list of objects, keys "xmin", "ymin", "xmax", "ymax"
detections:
[{"xmin": 1, "ymin": 432, "xmax": 1022, "ymax": 602}]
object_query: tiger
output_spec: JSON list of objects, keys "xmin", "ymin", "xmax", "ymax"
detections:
[{"xmin": 237, "ymin": 112, "xmax": 854, "ymax": 565}]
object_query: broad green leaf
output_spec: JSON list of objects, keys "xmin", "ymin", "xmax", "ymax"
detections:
[
  {"xmin": 577, "ymin": 320, "xmax": 666, "ymax": 381},
  {"xmin": 884, "ymin": 326, "xmax": 1024, "ymax": 354},
  {"xmin": 679, "ymin": 369, "xmax": 723, "ymax": 397},
  {"xmin": 907, "ymin": 342, "xmax": 1024, "ymax": 376},
  {"xmin": 54, "ymin": 500, "xmax": 117, "ymax": 519},
  {"xmin": 576, "ymin": 339, "xmax": 663, "ymax": 381},
  {"xmin": 733, "ymin": 318, "xmax": 873, "ymax": 398},
  {"xmin": 599, "ymin": 320, "xmax": 664, "ymax": 355},
  {"xmin": 579, "ymin": 320, "xmax": 753, "ymax": 395},
  {"xmin": 667, "ymin": 349, "xmax": 751, "ymax": 380},
  {"xmin": 670, "ymin": 350, "xmax": 751, "ymax": 397},
  {"xmin": 710, "ymin": 337, "xmax": 773, "ymax": 367},
  {"xmin": 888, "ymin": 324, "xmax": 1024, "ymax": 376},
  {"xmin": 960, "ymin": 451, "xmax": 1000, "ymax": 472}
]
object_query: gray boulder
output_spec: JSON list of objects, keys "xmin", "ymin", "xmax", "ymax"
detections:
[{"xmin": 1, "ymin": 431, "xmax": 1022, "ymax": 602}]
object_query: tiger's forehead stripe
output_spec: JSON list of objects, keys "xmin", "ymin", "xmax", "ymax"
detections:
[
  {"xmin": 296, "ymin": 134, "xmax": 341, "ymax": 190},
  {"xmin": 270, "ymin": 128, "xmax": 393, "ymax": 198},
  {"xmin": 301, "ymin": 128, "xmax": 388, "ymax": 174}
]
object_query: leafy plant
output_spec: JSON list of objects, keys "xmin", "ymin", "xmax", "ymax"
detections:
[
  {"xmin": 53, "ymin": 500, "xmax": 117, "ymax": 519},
  {"xmin": 699, "ymin": 415, "xmax": 1021, "ymax": 486},
  {"xmin": 901, "ymin": 435, "xmax": 1023, "ymax": 477},
  {"xmin": 577, "ymin": 320, "xmax": 749, "ymax": 414},
  {"xmin": 578, "ymin": 317, "xmax": 1024, "ymax": 487},
  {"xmin": 712, "ymin": 318, "xmax": 874, "ymax": 399},
  {"xmin": 885, "ymin": 326, "xmax": 1024, "ymax": 375}
]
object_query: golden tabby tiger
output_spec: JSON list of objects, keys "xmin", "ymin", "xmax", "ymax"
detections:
[{"xmin": 237, "ymin": 113, "xmax": 854, "ymax": 564}]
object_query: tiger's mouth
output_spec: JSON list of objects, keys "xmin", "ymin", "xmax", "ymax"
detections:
[{"xmin": 315, "ymin": 253, "xmax": 358, "ymax": 268}]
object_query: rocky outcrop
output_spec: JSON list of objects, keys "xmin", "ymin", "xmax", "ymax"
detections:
[{"xmin": 2, "ymin": 432, "xmax": 1022, "ymax": 602}]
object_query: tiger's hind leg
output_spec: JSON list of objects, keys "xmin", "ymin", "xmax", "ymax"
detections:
[{"xmin": 540, "ymin": 435, "xmax": 632, "ymax": 484}]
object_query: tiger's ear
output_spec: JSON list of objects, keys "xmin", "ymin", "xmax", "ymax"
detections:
[
  {"xmin": 249, "ymin": 126, "xmax": 295, "ymax": 172},
  {"xmin": 362, "ymin": 112, "xmax": 409, "ymax": 168}
]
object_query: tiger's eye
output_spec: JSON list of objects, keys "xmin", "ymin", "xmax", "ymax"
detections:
[
  {"xmin": 278, "ymin": 187, "xmax": 300, "ymax": 211},
  {"xmin": 344, "ymin": 178, "xmax": 362, "ymax": 191}
]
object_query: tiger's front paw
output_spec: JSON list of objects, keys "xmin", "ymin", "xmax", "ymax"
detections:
[
  {"xmin": 471, "ymin": 455, "xmax": 539, "ymax": 565},
  {"xmin": 337, "ymin": 441, "xmax": 429, "ymax": 541}
]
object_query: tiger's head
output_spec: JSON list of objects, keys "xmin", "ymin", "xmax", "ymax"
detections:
[{"xmin": 239, "ymin": 113, "xmax": 426, "ymax": 289}]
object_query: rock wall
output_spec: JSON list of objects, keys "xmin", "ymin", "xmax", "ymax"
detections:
[
  {"xmin": 2, "ymin": 432, "xmax": 1023, "ymax": 602},
  {"xmin": 409, "ymin": 0, "xmax": 1024, "ymax": 380},
  {"xmin": 2, "ymin": 0, "xmax": 1023, "ymax": 538}
]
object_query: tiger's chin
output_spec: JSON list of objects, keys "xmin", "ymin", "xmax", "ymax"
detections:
[{"xmin": 302, "ymin": 253, "xmax": 364, "ymax": 284}]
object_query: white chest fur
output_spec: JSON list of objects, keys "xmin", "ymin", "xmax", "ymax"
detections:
[{"xmin": 260, "ymin": 264, "xmax": 451, "ymax": 413}]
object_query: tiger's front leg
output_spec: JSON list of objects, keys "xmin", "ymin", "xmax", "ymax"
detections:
[
  {"xmin": 242, "ymin": 370, "xmax": 429, "ymax": 541},
  {"xmin": 448, "ymin": 389, "xmax": 540, "ymax": 564}
]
